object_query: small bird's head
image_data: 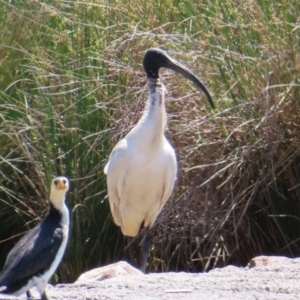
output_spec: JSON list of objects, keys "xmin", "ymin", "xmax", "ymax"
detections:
[
  {"xmin": 142, "ymin": 48, "xmax": 214, "ymax": 109},
  {"xmin": 50, "ymin": 176, "xmax": 69, "ymax": 207}
]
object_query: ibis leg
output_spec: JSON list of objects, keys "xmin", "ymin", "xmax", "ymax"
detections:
[{"xmin": 142, "ymin": 228, "xmax": 153, "ymax": 273}]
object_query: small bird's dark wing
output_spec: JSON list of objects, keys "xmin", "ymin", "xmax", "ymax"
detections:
[
  {"xmin": 0, "ymin": 224, "xmax": 40, "ymax": 286},
  {"xmin": 0, "ymin": 223, "xmax": 64, "ymax": 287},
  {"xmin": 2, "ymin": 225, "xmax": 41, "ymax": 272}
]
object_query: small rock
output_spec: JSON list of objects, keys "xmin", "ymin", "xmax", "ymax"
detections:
[
  {"xmin": 76, "ymin": 261, "xmax": 143, "ymax": 283},
  {"xmin": 247, "ymin": 256, "xmax": 291, "ymax": 268}
]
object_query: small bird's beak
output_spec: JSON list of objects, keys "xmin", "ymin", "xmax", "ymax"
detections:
[{"xmin": 55, "ymin": 180, "xmax": 67, "ymax": 191}]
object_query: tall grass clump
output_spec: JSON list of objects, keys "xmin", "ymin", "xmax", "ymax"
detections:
[
  {"xmin": 98, "ymin": 0, "xmax": 300, "ymax": 272},
  {"xmin": 0, "ymin": 0, "xmax": 127, "ymax": 282},
  {"xmin": 0, "ymin": 0, "xmax": 299, "ymax": 281},
  {"xmin": 148, "ymin": 0, "xmax": 300, "ymax": 271}
]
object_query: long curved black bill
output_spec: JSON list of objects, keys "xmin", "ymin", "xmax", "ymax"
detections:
[{"xmin": 143, "ymin": 48, "xmax": 215, "ymax": 109}]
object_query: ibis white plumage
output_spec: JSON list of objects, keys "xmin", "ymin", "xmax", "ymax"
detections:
[
  {"xmin": 104, "ymin": 48, "xmax": 214, "ymax": 272},
  {"xmin": 0, "ymin": 176, "xmax": 70, "ymax": 300}
]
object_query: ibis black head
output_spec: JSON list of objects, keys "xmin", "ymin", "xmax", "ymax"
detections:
[{"xmin": 143, "ymin": 48, "xmax": 214, "ymax": 109}]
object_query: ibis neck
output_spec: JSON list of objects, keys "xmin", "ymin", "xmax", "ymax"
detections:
[
  {"xmin": 127, "ymin": 78, "xmax": 167, "ymax": 150},
  {"xmin": 144, "ymin": 77, "xmax": 167, "ymax": 127},
  {"xmin": 137, "ymin": 78, "xmax": 167, "ymax": 145}
]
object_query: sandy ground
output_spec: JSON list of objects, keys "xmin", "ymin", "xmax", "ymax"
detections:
[{"xmin": 1, "ymin": 257, "xmax": 300, "ymax": 300}]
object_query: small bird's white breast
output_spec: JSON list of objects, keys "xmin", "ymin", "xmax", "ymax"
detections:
[{"xmin": 34, "ymin": 223, "xmax": 69, "ymax": 295}]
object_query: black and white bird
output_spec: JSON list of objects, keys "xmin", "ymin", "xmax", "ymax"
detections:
[
  {"xmin": 104, "ymin": 48, "xmax": 214, "ymax": 272},
  {"xmin": 0, "ymin": 176, "xmax": 70, "ymax": 300}
]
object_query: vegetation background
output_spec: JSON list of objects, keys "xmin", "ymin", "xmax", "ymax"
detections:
[{"xmin": 0, "ymin": 0, "xmax": 299, "ymax": 283}]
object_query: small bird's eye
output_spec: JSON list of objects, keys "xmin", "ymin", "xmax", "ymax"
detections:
[
  {"xmin": 62, "ymin": 179, "xmax": 66, "ymax": 184},
  {"xmin": 54, "ymin": 180, "xmax": 58, "ymax": 185}
]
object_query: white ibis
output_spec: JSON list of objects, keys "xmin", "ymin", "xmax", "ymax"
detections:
[
  {"xmin": 0, "ymin": 176, "xmax": 70, "ymax": 300},
  {"xmin": 104, "ymin": 48, "xmax": 214, "ymax": 272}
]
